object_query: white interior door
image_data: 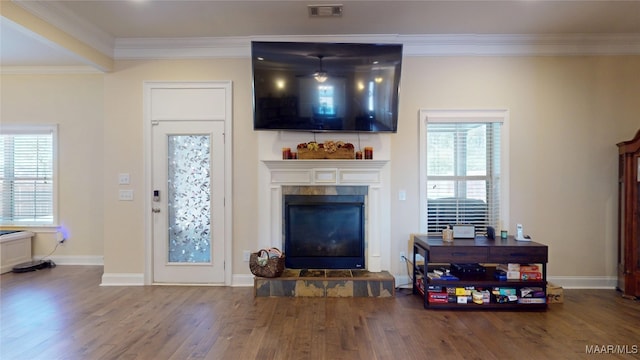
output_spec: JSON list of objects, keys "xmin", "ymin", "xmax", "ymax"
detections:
[{"xmin": 152, "ymin": 120, "xmax": 225, "ymax": 283}]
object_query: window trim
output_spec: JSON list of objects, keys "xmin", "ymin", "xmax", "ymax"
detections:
[
  {"xmin": 418, "ymin": 109, "xmax": 509, "ymax": 234},
  {"xmin": 0, "ymin": 124, "xmax": 59, "ymax": 227}
]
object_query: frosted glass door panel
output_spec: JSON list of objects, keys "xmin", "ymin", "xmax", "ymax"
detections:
[{"xmin": 167, "ymin": 135, "xmax": 211, "ymax": 263}]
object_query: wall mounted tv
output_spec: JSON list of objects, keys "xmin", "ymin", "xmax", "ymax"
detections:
[{"xmin": 251, "ymin": 41, "xmax": 403, "ymax": 133}]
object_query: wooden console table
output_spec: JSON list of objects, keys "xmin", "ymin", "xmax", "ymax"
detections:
[{"xmin": 413, "ymin": 235, "xmax": 548, "ymax": 310}]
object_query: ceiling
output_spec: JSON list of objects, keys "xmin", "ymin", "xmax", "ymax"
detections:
[{"xmin": 1, "ymin": 0, "xmax": 640, "ymax": 70}]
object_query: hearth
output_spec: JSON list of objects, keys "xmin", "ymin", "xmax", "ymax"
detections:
[
  {"xmin": 284, "ymin": 194, "xmax": 365, "ymax": 269},
  {"xmin": 254, "ymin": 269, "xmax": 395, "ymax": 297}
]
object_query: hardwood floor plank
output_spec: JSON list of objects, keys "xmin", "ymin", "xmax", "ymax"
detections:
[{"xmin": 2, "ymin": 266, "xmax": 640, "ymax": 360}]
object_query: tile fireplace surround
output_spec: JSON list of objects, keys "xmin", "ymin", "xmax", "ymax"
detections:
[{"xmin": 258, "ymin": 160, "xmax": 391, "ymax": 273}]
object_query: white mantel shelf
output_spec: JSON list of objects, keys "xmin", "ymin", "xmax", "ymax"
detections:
[
  {"xmin": 262, "ymin": 160, "xmax": 388, "ymax": 170},
  {"xmin": 262, "ymin": 160, "xmax": 389, "ymax": 185}
]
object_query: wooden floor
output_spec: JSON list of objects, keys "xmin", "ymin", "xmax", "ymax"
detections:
[{"xmin": 1, "ymin": 266, "xmax": 639, "ymax": 360}]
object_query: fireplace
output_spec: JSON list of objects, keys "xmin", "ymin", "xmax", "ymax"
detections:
[
  {"xmin": 284, "ymin": 194, "xmax": 365, "ymax": 269},
  {"xmin": 259, "ymin": 159, "xmax": 390, "ymax": 273}
]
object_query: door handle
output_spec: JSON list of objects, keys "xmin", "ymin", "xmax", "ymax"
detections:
[{"xmin": 152, "ymin": 207, "xmax": 161, "ymax": 213}]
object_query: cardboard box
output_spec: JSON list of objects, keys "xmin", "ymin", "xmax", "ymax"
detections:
[
  {"xmin": 518, "ymin": 298, "xmax": 546, "ymax": 304},
  {"xmin": 519, "ymin": 264, "xmax": 540, "ymax": 272},
  {"xmin": 497, "ymin": 263, "xmax": 521, "ymax": 271},
  {"xmin": 520, "ymin": 271, "xmax": 543, "ymax": 280},
  {"xmin": 455, "ymin": 287, "xmax": 472, "ymax": 296},
  {"xmin": 492, "ymin": 287, "xmax": 516, "ymax": 296},
  {"xmin": 429, "ymin": 292, "xmax": 449, "ymax": 303},
  {"xmin": 546, "ymin": 282, "xmax": 564, "ymax": 304},
  {"xmin": 519, "ymin": 287, "xmax": 545, "ymax": 298},
  {"xmin": 506, "ymin": 271, "xmax": 520, "ymax": 280}
]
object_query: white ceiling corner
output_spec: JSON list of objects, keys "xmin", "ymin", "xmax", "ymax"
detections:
[
  {"xmin": 2, "ymin": 0, "xmax": 640, "ymax": 72},
  {"xmin": 13, "ymin": 0, "xmax": 115, "ymax": 57}
]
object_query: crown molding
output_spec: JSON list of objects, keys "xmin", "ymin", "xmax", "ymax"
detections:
[
  {"xmin": 14, "ymin": 0, "xmax": 115, "ymax": 57},
  {"xmin": 114, "ymin": 36, "xmax": 251, "ymax": 59},
  {"xmin": 114, "ymin": 34, "xmax": 640, "ymax": 60},
  {"xmin": 401, "ymin": 33, "xmax": 640, "ymax": 56},
  {"xmin": 9, "ymin": 0, "xmax": 640, "ymax": 61}
]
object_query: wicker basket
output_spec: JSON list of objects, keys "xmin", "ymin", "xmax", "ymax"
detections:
[
  {"xmin": 249, "ymin": 248, "xmax": 285, "ymax": 278},
  {"xmin": 297, "ymin": 148, "xmax": 327, "ymax": 159},
  {"xmin": 297, "ymin": 144, "xmax": 355, "ymax": 159},
  {"xmin": 326, "ymin": 147, "xmax": 355, "ymax": 159}
]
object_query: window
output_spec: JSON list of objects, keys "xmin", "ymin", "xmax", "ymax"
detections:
[
  {"xmin": 0, "ymin": 125, "xmax": 57, "ymax": 226},
  {"xmin": 317, "ymin": 85, "xmax": 336, "ymax": 116},
  {"xmin": 419, "ymin": 110, "xmax": 508, "ymax": 235}
]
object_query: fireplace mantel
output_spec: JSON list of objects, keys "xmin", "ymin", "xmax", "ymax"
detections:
[
  {"xmin": 262, "ymin": 160, "xmax": 388, "ymax": 185},
  {"xmin": 258, "ymin": 159, "xmax": 391, "ymax": 272},
  {"xmin": 262, "ymin": 160, "xmax": 388, "ymax": 170}
]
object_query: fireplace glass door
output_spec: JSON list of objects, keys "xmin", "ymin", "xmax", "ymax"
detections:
[{"xmin": 284, "ymin": 195, "xmax": 365, "ymax": 269}]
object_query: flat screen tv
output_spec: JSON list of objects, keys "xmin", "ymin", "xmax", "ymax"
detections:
[{"xmin": 251, "ymin": 41, "xmax": 403, "ymax": 133}]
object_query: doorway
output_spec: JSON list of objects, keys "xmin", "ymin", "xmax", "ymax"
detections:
[{"xmin": 144, "ymin": 82, "xmax": 232, "ymax": 285}]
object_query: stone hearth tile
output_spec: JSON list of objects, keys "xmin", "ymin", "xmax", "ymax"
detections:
[
  {"xmin": 281, "ymin": 280, "xmax": 297, "ymax": 296},
  {"xmin": 381, "ymin": 280, "xmax": 395, "ymax": 297},
  {"xmin": 326, "ymin": 270, "xmax": 352, "ymax": 278},
  {"xmin": 295, "ymin": 280, "xmax": 326, "ymax": 297},
  {"xmin": 368, "ymin": 281, "xmax": 381, "ymax": 297},
  {"xmin": 254, "ymin": 270, "xmax": 395, "ymax": 297},
  {"xmin": 267, "ymin": 280, "xmax": 286, "ymax": 296},
  {"xmin": 351, "ymin": 269, "xmax": 372, "ymax": 278},
  {"xmin": 254, "ymin": 279, "xmax": 271, "ymax": 297},
  {"xmin": 299, "ymin": 269, "xmax": 325, "ymax": 278},
  {"xmin": 353, "ymin": 280, "xmax": 369, "ymax": 297},
  {"xmin": 352, "ymin": 270, "xmax": 394, "ymax": 280},
  {"xmin": 326, "ymin": 280, "xmax": 354, "ymax": 297},
  {"xmin": 352, "ymin": 279, "xmax": 395, "ymax": 297},
  {"xmin": 281, "ymin": 269, "xmax": 301, "ymax": 278}
]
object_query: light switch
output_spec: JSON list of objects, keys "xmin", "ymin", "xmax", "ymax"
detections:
[
  {"xmin": 119, "ymin": 189, "xmax": 134, "ymax": 201},
  {"xmin": 118, "ymin": 173, "xmax": 130, "ymax": 185},
  {"xmin": 398, "ymin": 190, "xmax": 406, "ymax": 201}
]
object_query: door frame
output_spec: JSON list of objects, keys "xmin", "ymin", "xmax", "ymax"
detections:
[{"xmin": 143, "ymin": 81, "xmax": 233, "ymax": 285}]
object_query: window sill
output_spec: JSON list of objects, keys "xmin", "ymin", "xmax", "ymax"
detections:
[{"xmin": 0, "ymin": 225, "xmax": 59, "ymax": 233}]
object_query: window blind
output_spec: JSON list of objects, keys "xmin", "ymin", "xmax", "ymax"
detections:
[
  {"xmin": 426, "ymin": 122, "xmax": 501, "ymax": 234},
  {"xmin": 0, "ymin": 127, "xmax": 55, "ymax": 225}
]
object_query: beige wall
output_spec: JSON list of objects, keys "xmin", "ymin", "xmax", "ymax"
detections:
[
  {"xmin": 3, "ymin": 54, "xmax": 639, "ymax": 282},
  {"xmin": 396, "ymin": 56, "xmax": 640, "ymax": 279},
  {"xmin": 102, "ymin": 59, "xmax": 257, "ymax": 275},
  {"xmin": 0, "ymin": 73, "xmax": 105, "ymax": 259}
]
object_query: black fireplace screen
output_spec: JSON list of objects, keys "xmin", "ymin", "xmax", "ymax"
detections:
[{"xmin": 284, "ymin": 195, "xmax": 365, "ymax": 269}]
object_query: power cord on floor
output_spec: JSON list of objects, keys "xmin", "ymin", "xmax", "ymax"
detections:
[
  {"xmin": 402, "ymin": 255, "xmax": 414, "ymax": 284},
  {"xmin": 37, "ymin": 237, "xmax": 64, "ymax": 268},
  {"xmin": 394, "ymin": 255, "xmax": 415, "ymax": 294}
]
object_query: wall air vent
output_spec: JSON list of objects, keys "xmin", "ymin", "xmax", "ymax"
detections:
[{"xmin": 308, "ymin": 4, "xmax": 343, "ymax": 17}]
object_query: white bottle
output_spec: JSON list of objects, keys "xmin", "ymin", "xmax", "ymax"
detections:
[{"xmin": 442, "ymin": 225, "xmax": 453, "ymax": 242}]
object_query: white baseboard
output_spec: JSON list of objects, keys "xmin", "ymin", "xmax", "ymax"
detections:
[
  {"xmin": 232, "ymin": 273, "xmax": 254, "ymax": 287},
  {"xmin": 101, "ymin": 273, "xmax": 253, "ymax": 287},
  {"xmin": 101, "ymin": 272, "xmax": 145, "ymax": 286},
  {"xmin": 35, "ymin": 255, "xmax": 104, "ymax": 266},
  {"xmin": 93, "ymin": 271, "xmax": 621, "ymax": 290},
  {"xmin": 547, "ymin": 276, "xmax": 617, "ymax": 289}
]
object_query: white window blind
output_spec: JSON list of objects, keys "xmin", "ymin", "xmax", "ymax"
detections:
[
  {"xmin": 426, "ymin": 121, "xmax": 501, "ymax": 234},
  {"xmin": 0, "ymin": 126, "xmax": 55, "ymax": 225}
]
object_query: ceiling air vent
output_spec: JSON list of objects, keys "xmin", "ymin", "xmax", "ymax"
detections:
[{"xmin": 308, "ymin": 4, "xmax": 343, "ymax": 17}]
